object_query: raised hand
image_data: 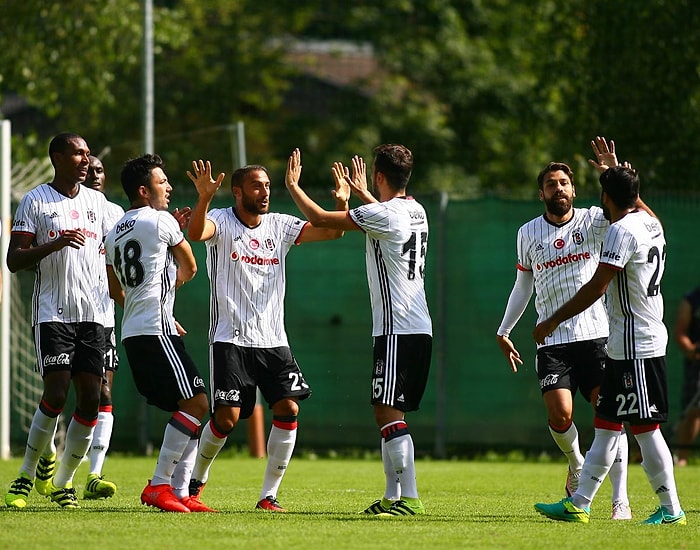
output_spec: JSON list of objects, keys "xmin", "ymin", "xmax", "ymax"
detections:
[
  {"xmin": 286, "ymin": 148, "xmax": 302, "ymax": 188},
  {"xmin": 331, "ymin": 162, "xmax": 351, "ymax": 204},
  {"xmin": 187, "ymin": 159, "xmax": 225, "ymax": 198},
  {"xmin": 588, "ymin": 136, "xmax": 619, "ymax": 173}
]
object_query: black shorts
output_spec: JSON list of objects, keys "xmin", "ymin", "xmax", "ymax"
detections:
[
  {"xmin": 681, "ymin": 360, "xmax": 700, "ymax": 410},
  {"xmin": 35, "ymin": 322, "xmax": 105, "ymax": 378},
  {"xmin": 371, "ymin": 334, "xmax": 432, "ymax": 412},
  {"xmin": 123, "ymin": 335, "xmax": 206, "ymax": 412},
  {"xmin": 104, "ymin": 327, "xmax": 119, "ymax": 373},
  {"xmin": 210, "ymin": 342, "xmax": 312, "ymax": 419},
  {"xmin": 596, "ymin": 356, "xmax": 669, "ymax": 424},
  {"xmin": 535, "ymin": 338, "xmax": 606, "ymax": 402}
]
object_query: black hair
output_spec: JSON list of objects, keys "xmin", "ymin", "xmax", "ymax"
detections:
[
  {"xmin": 537, "ymin": 162, "xmax": 574, "ymax": 190},
  {"xmin": 48, "ymin": 133, "xmax": 85, "ymax": 167},
  {"xmin": 599, "ymin": 166, "xmax": 639, "ymax": 210},
  {"xmin": 373, "ymin": 144, "xmax": 413, "ymax": 190},
  {"xmin": 231, "ymin": 165, "xmax": 270, "ymax": 188},
  {"xmin": 120, "ymin": 154, "xmax": 165, "ymax": 201}
]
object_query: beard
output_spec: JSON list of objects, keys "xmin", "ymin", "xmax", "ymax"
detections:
[
  {"xmin": 240, "ymin": 194, "xmax": 269, "ymax": 215},
  {"xmin": 544, "ymin": 195, "xmax": 573, "ymax": 217}
]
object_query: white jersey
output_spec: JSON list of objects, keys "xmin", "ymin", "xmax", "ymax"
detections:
[
  {"xmin": 105, "ymin": 206, "xmax": 184, "ymax": 339},
  {"xmin": 204, "ymin": 208, "xmax": 307, "ymax": 347},
  {"xmin": 599, "ymin": 210, "xmax": 667, "ymax": 359},
  {"xmin": 348, "ymin": 197, "xmax": 432, "ymax": 337},
  {"xmin": 98, "ymin": 200, "xmax": 125, "ymax": 329},
  {"xmin": 517, "ymin": 206, "xmax": 609, "ymax": 346},
  {"xmin": 11, "ymin": 183, "xmax": 110, "ymax": 325}
]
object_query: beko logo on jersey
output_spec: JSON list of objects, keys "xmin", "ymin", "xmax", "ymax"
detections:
[
  {"xmin": 115, "ymin": 219, "xmax": 136, "ymax": 234},
  {"xmin": 601, "ymin": 250, "xmax": 621, "ymax": 261},
  {"xmin": 230, "ymin": 252, "xmax": 280, "ymax": 265},
  {"xmin": 536, "ymin": 252, "xmax": 591, "ymax": 271},
  {"xmin": 409, "ymin": 210, "xmax": 425, "ymax": 220}
]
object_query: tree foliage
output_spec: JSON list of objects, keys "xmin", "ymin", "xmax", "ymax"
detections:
[{"xmin": 1, "ymin": 0, "xmax": 699, "ymax": 198}]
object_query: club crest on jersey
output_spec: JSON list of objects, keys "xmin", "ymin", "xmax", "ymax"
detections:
[
  {"xmin": 264, "ymin": 237, "xmax": 275, "ymax": 251},
  {"xmin": 571, "ymin": 230, "xmax": 584, "ymax": 245},
  {"xmin": 623, "ymin": 372, "xmax": 634, "ymax": 390},
  {"xmin": 86, "ymin": 209, "xmax": 96, "ymax": 223},
  {"xmin": 374, "ymin": 359, "xmax": 384, "ymax": 376}
]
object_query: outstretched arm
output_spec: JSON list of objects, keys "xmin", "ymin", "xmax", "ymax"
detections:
[
  {"xmin": 186, "ymin": 160, "xmax": 224, "ymax": 242},
  {"xmin": 285, "ymin": 149, "xmax": 356, "ymax": 236},
  {"xmin": 588, "ymin": 136, "xmax": 657, "ymax": 218},
  {"xmin": 533, "ymin": 263, "xmax": 615, "ymax": 344}
]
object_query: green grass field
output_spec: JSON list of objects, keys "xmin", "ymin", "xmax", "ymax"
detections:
[{"xmin": 0, "ymin": 451, "xmax": 696, "ymax": 549}]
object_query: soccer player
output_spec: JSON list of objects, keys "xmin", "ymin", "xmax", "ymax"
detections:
[
  {"xmin": 284, "ymin": 145, "xmax": 432, "ymax": 517},
  {"xmin": 496, "ymin": 138, "xmax": 640, "ymax": 519},
  {"xmin": 184, "ymin": 152, "xmax": 347, "ymax": 512},
  {"xmin": 5, "ymin": 133, "xmax": 112, "ymax": 509},
  {"xmin": 673, "ymin": 286, "xmax": 700, "ymax": 466},
  {"xmin": 534, "ymin": 165, "xmax": 686, "ymax": 525},
  {"xmin": 79, "ymin": 156, "xmax": 124, "ymax": 497},
  {"xmin": 105, "ymin": 154, "xmax": 211, "ymax": 513}
]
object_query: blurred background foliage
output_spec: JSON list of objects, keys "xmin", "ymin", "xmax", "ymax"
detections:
[{"xmin": 1, "ymin": 0, "xmax": 698, "ymax": 200}]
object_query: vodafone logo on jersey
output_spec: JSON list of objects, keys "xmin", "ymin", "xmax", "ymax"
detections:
[
  {"xmin": 536, "ymin": 251, "xmax": 591, "ymax": 271},
  {"xmin": 230, "ymin": 251, "xmax": 280, "ymax": 266}
]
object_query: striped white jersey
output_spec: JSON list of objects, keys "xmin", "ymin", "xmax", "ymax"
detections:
[
  {"xmin": 104, "ymin": 206, "xmax": 184, "ymax": 339},
  {"xmin": 599, "ymin": 210, "xmax": 667, "ymax": 359},
  {"xmin": 11, "ymin": 183, "xmax": 111, "ymax": 325},
  {"xmin": 204, "ymin": 208, "xmax": 307, "ymax": 347},
  {"xmin": 98, "ymin": 200, "xmax": 125, "ymax": 329},
  {"xmin": 348, "ymin": 197, "xmax": 432, "ymax": 337},
  {"xmin": 517, "ymin": 206, "xmax": 609, "ymax": 346}
]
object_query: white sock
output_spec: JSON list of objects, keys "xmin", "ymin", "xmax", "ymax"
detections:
[
  {"xmin": 381, "ymin": 438, "xmax": 401, "ymax": 501},
  {"xmin": 571, "ymin": 428, "xmax": 619, "ymax": 509},
  {"xmin": 152, "ymin": 411, "xmax": 200, "ymax": 486},
  {"xmin": 607, "ymin": 426, "xmax": 629, "ymax": 504},
  {"xmin": 635, "ymin": 429, "xmax": 682, "ymax": 515},
  {"xmin": 88, "ymin": 410, "xmax": 114, "ymax": 475},
  {"xmin": 171, "ymin": 438, "xmax": 198, "ymax": 499},
  {"xmin": 260, "ymin": 419, "xmax": 297, "ymax": 500},
  {"xmin": 42, "ymin": 422, "xmax": 59, "ymax": 458},
  {"xmin": 191, "ymin": 419, "xmax": 229, "ymax": 484},
  {"xmin": 54, "ymin": 415, "xmax": 96, "ymax": 488},
  {"xmin": 20, "ymin": 408, "xmax": 59, "ymax": 478},
  {"xmin": 382, "ymin": 421, "xmax": 419, "ymax": 500},
  {"xmin": 549, "ymin": 422, "xmax": 585, "ymax": 471}
]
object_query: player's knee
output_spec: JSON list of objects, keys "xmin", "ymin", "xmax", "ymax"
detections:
[
  {"xmin": 271, "ymin": 398, "xmax": 298, "ymax": 417},
  {"xmin": 213, "ymin": 406, "xmax": 239, "ymax": 433}
]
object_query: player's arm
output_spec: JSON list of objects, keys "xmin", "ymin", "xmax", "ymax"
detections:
[
  {"xmin": 285, "ymin": 149, "xmax": 356, "ymax": 239},
  {"xmin": 106, "ymin": 265, "xmax": 125, "ymax": 309},
  {"xmin": 675, "ymin": 298, "xmax": 700, "ymax": 360},
  {"xmin": 533, "ymin": 263, "xmax": 616, "ymax": 344},
  {"xmin": 6, "ymin": 230, "xmax": 86, "ymax": 273},
  {"xmin": 496, "ymin": 269, "xmax": 534, "ymax": 373},
  {"xmin": 588, "ymin": 137, "xmax": 657, "ymax": 219},
  {"xmin": 172, "ymin": 238, "xmax": 197, "ymax": 288},
  {"xmin": 186, "ymin": 160, "xmax": 224, "ymax": 242}
]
